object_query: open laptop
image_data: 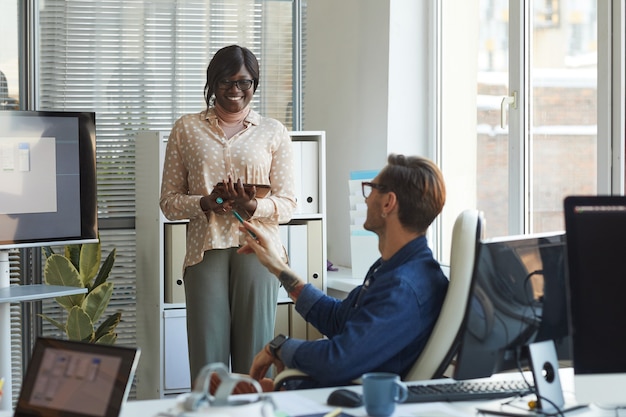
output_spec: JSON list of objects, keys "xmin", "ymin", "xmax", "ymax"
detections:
[{"xmin": 14, "ymin": 337, "xmax": 140, "ymax": 417}]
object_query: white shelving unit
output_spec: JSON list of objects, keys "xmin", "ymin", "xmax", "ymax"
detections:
[{"xmin": 135, "ymin": 130, "xmax": 326, "ymax": 399}]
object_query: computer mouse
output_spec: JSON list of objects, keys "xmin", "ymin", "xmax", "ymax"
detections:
[{"xmin": 327, "ymin": 388, "xmax": 363, "ymax": 407}]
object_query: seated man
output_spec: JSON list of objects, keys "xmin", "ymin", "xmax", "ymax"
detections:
[{"xmin": 236, "ymin": 154, "xmax": 448, "ymax": 390}]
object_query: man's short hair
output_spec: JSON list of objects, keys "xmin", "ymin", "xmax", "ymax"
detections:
[{"xmin": 378, "ymin": 154, "xmax": 446, "ymax": 233}]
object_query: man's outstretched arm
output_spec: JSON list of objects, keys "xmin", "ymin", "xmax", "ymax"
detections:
[{"xmin": 236, "ymin": 221, "xmax": 306, "ymax": 301}]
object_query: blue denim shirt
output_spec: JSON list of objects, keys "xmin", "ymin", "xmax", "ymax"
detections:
[{"xmin": 278, "ymin": 235, "xmax": 448, "ymax": 387}]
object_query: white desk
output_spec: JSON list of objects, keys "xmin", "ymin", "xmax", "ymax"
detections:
[
  {"xmin": 326, "ymin": 267, "xmax": 361, "ymax": 299},
  {"xmin": 1, "ymin": 369, "xmax": 617, "ymax": 417},
  {"xmin": 117, "ymin": 371, "xmax": 618, "ymax": 417}
]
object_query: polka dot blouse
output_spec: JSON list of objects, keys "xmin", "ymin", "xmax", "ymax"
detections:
[{"xmin": 159, "ymin": 107, "xmax": 297, "ymax": 271}]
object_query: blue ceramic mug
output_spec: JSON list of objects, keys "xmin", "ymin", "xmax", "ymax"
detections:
[{"xmin": 362, "ymin": 372, "xmax": 408, "ymax": 417}]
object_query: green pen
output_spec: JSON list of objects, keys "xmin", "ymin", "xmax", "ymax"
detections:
[{"xmin": 232, "ymin": 210, "xmax": 258, "ymax": 239}]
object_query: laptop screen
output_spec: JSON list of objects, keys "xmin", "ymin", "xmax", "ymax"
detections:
[{"xmin": 14, "ymin": 338, "xmax": 140, "ymax": 417}]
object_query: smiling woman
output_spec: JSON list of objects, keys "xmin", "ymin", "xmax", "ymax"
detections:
[{"xmin": 159, "ymin": 44, "xmax": 297, "ymax": 382}]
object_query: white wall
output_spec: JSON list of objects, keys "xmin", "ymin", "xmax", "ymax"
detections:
[
  {"xmin": 304, "ymin": 0, "xmax": 433, "ymax": 268},
  {"xmin": 387, "ymin": 0, "xmax": 430, "ymax": 156}
]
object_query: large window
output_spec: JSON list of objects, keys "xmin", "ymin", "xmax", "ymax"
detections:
[
  {"xmin": 438, "ymin": 0, "xmax": 621, "ymax": 265},
  {"xmin": 476, "ymin": 0, "xmax": 602, "ymax": 237}
]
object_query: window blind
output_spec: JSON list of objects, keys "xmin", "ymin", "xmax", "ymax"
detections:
[
  {"xmin": 7, "ymin": 250, "xmax": 22, "ymax": 405},
  {"xmin": 38, "ymin": 0, "xmax": 294, "ymax": 220}
]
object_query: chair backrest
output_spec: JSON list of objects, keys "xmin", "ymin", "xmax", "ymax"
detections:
[{"xmin": 403, "ymin": 209, "xmax": 484, "ymax": 381}]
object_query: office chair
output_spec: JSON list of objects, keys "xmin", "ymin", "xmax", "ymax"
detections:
[
  {"xmin": 403, "ymin": 208, "xmax": 483, "ymax": 380},
  {"xmin": 273, "ymin": 209, "xmax": 484, "ymax": 389}
]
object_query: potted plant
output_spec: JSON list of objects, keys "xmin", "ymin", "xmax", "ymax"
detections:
[{"xmin": 41, "ymin": 240, "xmax": 121, "ymax": 344}]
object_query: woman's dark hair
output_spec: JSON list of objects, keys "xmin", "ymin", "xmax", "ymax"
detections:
[
  {"xmin": 204, "ymin": 45, "xmax": 260, "ymax": 107},
  {"xmin": 377, "ymin": 154, "xmax": 446, "ymax": 234}
]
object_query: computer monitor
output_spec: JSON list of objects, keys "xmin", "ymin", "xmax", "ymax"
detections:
[
  {"xmin": 564, "ymin": 195, "xmax": 626, "ymax": 406},
  {"xmin": 452, "ymin": 231, "xmax": 587, "ymax": 415},
  {"xmin": 453, "ymin": 231, "xmax": 571, "ymax": 382},
  {"xmin": 0, "ymin": 110, "xmax": 98, "ymax": 249}
]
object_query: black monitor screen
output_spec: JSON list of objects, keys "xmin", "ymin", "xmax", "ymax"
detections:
[
  {"xmin": 454, "ymin": 232, "xmax": 571, "ymax": 380},
  {"xmin": 0, "ymin": 111, "xmax": 97, "ymax": 249},
  {"xmin": 564, "ymin": 196, "xmax": 626, "ymax": 375}
]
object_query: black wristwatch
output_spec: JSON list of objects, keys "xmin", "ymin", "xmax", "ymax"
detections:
[{"xmin": 269, "ymin": 334, "xmax": 289, "ymax": 359}]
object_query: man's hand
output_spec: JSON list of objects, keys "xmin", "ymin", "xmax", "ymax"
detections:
[
  {"xmin": 249, "ymin": 345, "xmax": 285, "ymax": 382},
  {"xmin": 237, "ymin": 221, "xmax": 306, "ymax": 300},
  {"xmin": 236, "ymin": 221, "xmax": 287, "ymax": 276}
]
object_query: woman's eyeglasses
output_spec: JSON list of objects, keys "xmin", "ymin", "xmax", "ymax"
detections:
[
  {"xmin": 362, "ymin": 181, "xmax": 387, "ymax": 199},
  {"xmin": 217, "ymin": 79, "xmax": 254, "ymax": 91}
]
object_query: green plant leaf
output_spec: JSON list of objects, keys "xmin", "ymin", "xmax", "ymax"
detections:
[
  {"xmin": 43, "ymin": 239, "xmax": 121, "ymax": 345},
  {"xmin": 94, "ymin": 312, "xmax": 121, "ymax": 342},
  {"xmin": 96, "ymin": 332, "xmax": 117, "ymax": 345},
  {"xmin": 43, "ymin": 254, "xmax": 85, "ymax": 309},
  {"xmin": 39, "ymin": 314, "xmax": 66, "ymax": 332},
  {"xmin": 65, "ymin": 245, "xmax": 82, "ymax": 270},
  {"xmin": 66, "ymin": 306, "xmax": 95, "ymax": 342},
  {"xmin": 79, "ymin": 241, "xmax": 101, "ymax": 288},
  {"xmin": 93, "ymin": 248, "xmax": 116, "ymax": 289},
  {"xmin": 82, "ymin": 281, "xmax": 114, "ymax": 322}
]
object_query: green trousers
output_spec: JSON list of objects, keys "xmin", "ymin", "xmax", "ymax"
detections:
[{"xmin": 183, "ymin": 247, "xmax": 279, "ymax": 382}]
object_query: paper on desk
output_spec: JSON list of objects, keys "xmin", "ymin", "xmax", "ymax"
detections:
[
  {"xmin": 398, "ymin": 401, "xmax": 474, "ymax": 417},
  {"xmin": 271, "ymin": 391, "xmax": 336, "ymax": 416},
  {"xmin": 275, "ymin": 395, "xmax": 468, "ymax": 417},
  {"xmin": 288, "ymin": 402, "xmax": 470, "ymax": 417}
]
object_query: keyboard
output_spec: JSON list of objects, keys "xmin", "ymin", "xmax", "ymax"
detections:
[{"xmin": 406, "ymin": 379, "xmax": 534, "ymax": 403}]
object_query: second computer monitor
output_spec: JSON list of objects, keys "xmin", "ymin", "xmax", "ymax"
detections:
[
  {"xmin": 453, "ymin": 232, "xmax": 571, "ymax": 380},
  {"xmin": 564, "ymin": 195, "xmax": 626, "ymax": 405}
]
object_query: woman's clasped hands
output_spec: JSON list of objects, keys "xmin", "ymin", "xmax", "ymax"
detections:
[{"xmin": 200, "ymin": 177, "xmax": 258, "ymax": 220}]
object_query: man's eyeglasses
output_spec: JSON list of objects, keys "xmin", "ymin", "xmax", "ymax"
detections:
[
  {"xmin": 362, "ymin": 181, "xmax": 387, "ymax": 199},
  {"xmin": 217, "ymin": 79, "xmax": 254, "ymax": 91}
]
